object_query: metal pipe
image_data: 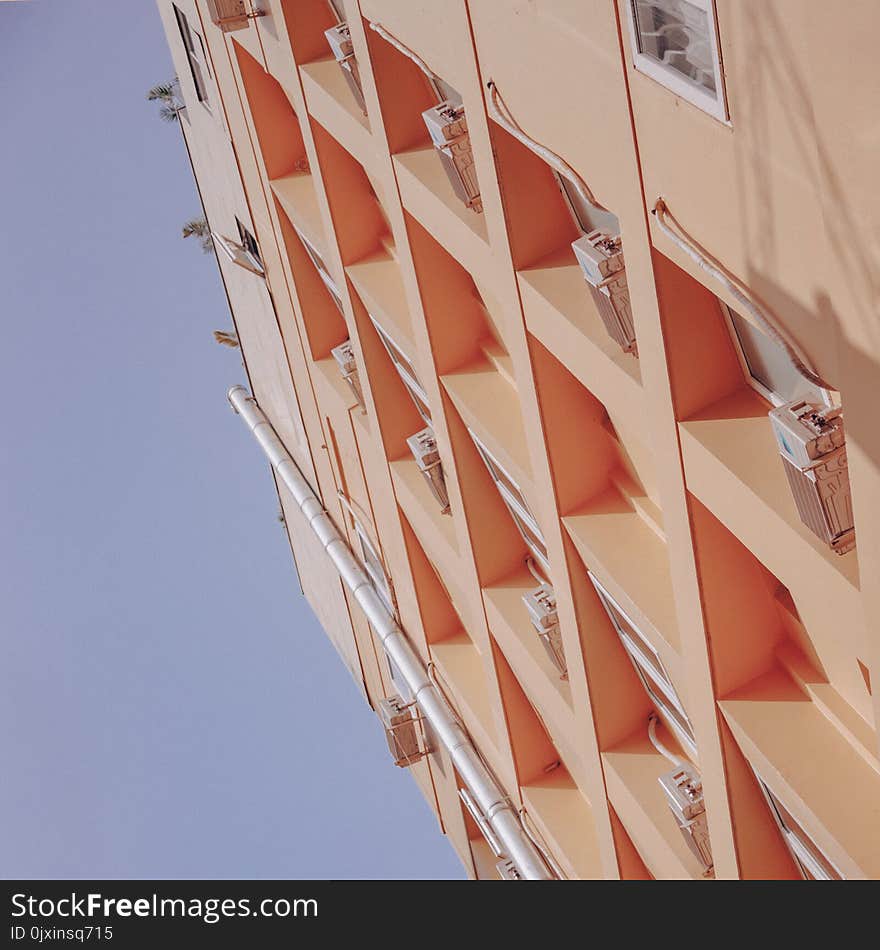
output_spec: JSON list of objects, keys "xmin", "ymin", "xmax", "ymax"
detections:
[
  {"xmin": 647, "ymin": 713, "xmax": 684, "ymax": 767},
  {"xmin": 227, "ymin": 385, "xmax": 554, "ymax": 880},
  {"xmin": 652, "ymin": 198, "xmax": 835, "ymax": 394},
  {"xmin": 486, "ymin": 80, "xmax": 607, "ymax": 215}
]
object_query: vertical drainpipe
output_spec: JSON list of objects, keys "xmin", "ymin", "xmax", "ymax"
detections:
[{"xmin": 227, "ymin": 385, "xmax": 554, "ymax": 881}]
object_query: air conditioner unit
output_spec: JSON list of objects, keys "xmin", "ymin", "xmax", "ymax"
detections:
[
  {"xmin": 571, "ymin": 231, "xmax": 636, "ymax": 356},
  {"xmin": 522, "ymin": 584, "xmax": 568, "ymax": 680},
  {"xmin": 407, "ymin": 426, "xmax": 451, "ymax": 514},
  {"xmin": 206, "ymin": 0, "xmax": 264, "ymax": 33},
  {"xmin": 324, "ymin": 24, "xmax": 367, "ymax": 114},
  {"xmin": 658, "ymin": 762, "xmax": 714, "ymax": 876},
  {"xmin": 495, "ymin": 859, "xmax": 522, "ymax": 880},
  {"xmin": 769, "ymin": 400, "xmax": 854, "ymax": 554},
  {"xmin": 379, "ymin": 695, "xmax": 424, "ymax": 768},
  {"xmin": 330, "ymin": 340, "xmax": 365, "ymax": 412},
  {"xmin": 421, "ymin": 101, "xmax": 482, "ymax": 213}
]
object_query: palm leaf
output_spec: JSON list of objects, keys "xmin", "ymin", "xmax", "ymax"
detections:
[{"xmin": 147, "ymin": 81, "xmax": 177, "ymax": 102}]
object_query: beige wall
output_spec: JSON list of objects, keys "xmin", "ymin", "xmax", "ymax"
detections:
[{"xmin": 158, "ymin": 0, "xmax": 880, "ymax": 880}]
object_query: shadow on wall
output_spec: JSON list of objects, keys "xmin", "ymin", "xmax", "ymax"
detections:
[
  {"xmin": 745, "ymin": 268, "xmax": 880, "ymax": 481},
  {"xmin": 740, "ymin": 2, "xmax": 879, "ymax": 350}
]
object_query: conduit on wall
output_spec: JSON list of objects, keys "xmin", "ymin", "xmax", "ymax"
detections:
[{"xmin": 652, "ymin": 199, "xmax": 835, "ymax": 393}]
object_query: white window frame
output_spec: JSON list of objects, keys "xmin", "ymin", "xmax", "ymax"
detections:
[
  {"xmin": 295, "ymin": 226, "xmax": 345, "ymax": 314},
  {"xmin": 387, "ymin": 655, "xmax": 413, "ymax": 703},
  {"xmin": 624, "ymin": 0, "xmax": 729, "ymax": 123},
  {"xmin": 553, "ymin": 171, "xmax": 621, "ymax": 239},
  {"xmin": 235, "ymin": 218, "xmax": 263, "ymax": 273},
  {"xmin": 370, "ymin": 317, "xmax": 433, "ymax": 425},
  {"xmin": 173, "ymin": 4, "xmax": 211, "ymax": 107},
  {"xmin": 719, "ymin": 301, "xmax": 833, "ymax": 409},
  {"xmin": 326, "ymin": 0, "xmax": 346, "ymax": 23},
  {"xmin": 354, "ymin": 520, "xmax": 395, "ymax": 617},
  {"xmin": 429, "ymin": 75, "xmax": 462, "ymax": 108},
  {"xmin": 589, "ymin": 573, "xmax": 698, "ymax": 759},
  {"xmin": 753, "ymin": 771, "xmax": 844, "ymax": 881},
  {"xmin": 212, "ymin": 230, "xmax": 265, "ymax": 276},
  {"xmin": 468, "ymin": 429, "xmax": 551, "ymax": 577}
]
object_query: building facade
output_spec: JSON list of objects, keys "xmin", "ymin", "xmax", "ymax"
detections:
[{"xmin": 157, "ymin": 0, "xmax": 880, "ymax": 880}]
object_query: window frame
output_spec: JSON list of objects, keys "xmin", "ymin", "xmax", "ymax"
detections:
[
  {"xmin": 387, "ymin": 655, "xmax": 413, "ymax": 703},
  {"xmin": 295, "ymin": 226, "xmax": 345, "ymax": 314},
  {"xmin": 624, "ymin": 0, "xmax": 729, "ymax": 123},
  {"xmin": 213, "ymin": 230, "xmax": 264, "ymax": 276},
  {"xmin": 354, "ymin": 520, "xmax": 395, "ymax": 617},
  {"xmin": 173, "ymin": 4, "xmax": 211, "ymax": 106},
  {"xmin": 553, "ymin": 172, "xmax": 622, "ymax": 239},
  {"xmin": 326, "ymin": 0, "xmax": 346, "ymax": 23},
  {"xmin": 235, "ymin": 217, "xmax": 263, "ymax": 273},
  {"xmin": 469, "ymin": 430, "xmax": 551, "ymax": 577},
  {"xmin": 719, "ymin": 301, "xmax": 833, "ymax": 409},
  {"xmin": 753, "ymin": 772, "xmax": 844, "ymax": 880},
  {"xmin": 589, "ymin": 572, "xmax": 698, "ymax": 759},
  {"xmin": 370, "ymin": 317, "xmax": 433, "ymax": 425}
]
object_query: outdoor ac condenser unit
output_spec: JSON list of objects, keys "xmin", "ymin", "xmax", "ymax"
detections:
[
  {"xmin": 421, "ymin": 101, "xmax": 482, "ymax": 213},
  {"xmin": 407, "ymin": 426, "xmax": 451, "ymax": 514},
  {"xmin": 658, "ymin": 762, "xmax": 714, "ymax": 876},
  {"xmin": 379, "ymin": 695, "xmax": 423, "ymax": 768},
  {"xmin": 571, "ymin": 230, "xmax": 636, "ymax": 356},
  {"xmin": 769, "ymin": 400, "xmax": 854, "ymax": 555},
  {"xmin": 330, "ymin": 340, "xmax": 365, "ymax": 412},
  {"xmin": 522, "ymin": 584, "xmax": 568, "ymax": 680},
  {"xmin": 324, "ymin": 24, "xmax": 367, "ymax": 114},
  {"xmin": 206, "ymin": 0, "xmax": 263, "ymax": 32}
]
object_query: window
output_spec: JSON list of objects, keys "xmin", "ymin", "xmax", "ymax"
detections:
[
  {"xmin": 235, "ymin": 218, "xmax": 262, "ymax": 271},
  {"xmin": 469, "ymin": 430, "xmax": 551, "ymax": 576},
  {"xmin": 354, "ymin": 521, "xmax": 395, "ymax": 617},
  {"xmin": 626, "ymin": 0, "xmax": 727, "ymax": 121},
  {"xmin": 555, "ymin": 174, "xmax": 621, "ymax": 238},
  {"xmin": 213, "ymin": 231, "xmax": 264, "ymax": 276},
  {"xmin": 173, "ymin": 5, "xmax": 210, "ymax": 104},
  {"xmin": 387, "ymin": 656, "xmax": 413, "ymax": 702},
  {"xmin": 590, "ymin": 573, "xmax": 698, "ymax": 758},
  {"xmin": 721, "ymin": 303, "xmax": 831, "ymax": 408},
  {"xmin": 370, "ymin": 318, "xmax": 433, "ymax": 424},
  {"xmin": 431, "ymin": 76, "xmax": 462, "ymax": 107},
  {"xmin": 296, "ymin": 227, "xmax": 345, "ymax": 314},
  {"xmin": 326, "ymin": 0, "xmax": 346, "ymax": 21},
  {"xmin": 755, "ymin": 775, "xmax": 844, "ymax": 880}
]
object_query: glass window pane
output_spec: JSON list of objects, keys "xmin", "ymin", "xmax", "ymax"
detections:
[
  {"xmin": 632, "ymin": 0, "xmax": 717, "ymax": 95},
  {"xmin": 598, "ymin": 589, "xmax": 668, "ymax": 683},
  {"xmin": 591, "ymin": 574, "xmax": 697, "ymax": 751},
  {"xmin": 509, "ymin": 506, "xmax": 549, "ymax": 568},
  {"xmin": 373, "ymin": 322, "xmax": 418, "ymax": 381},
  {"xmin": 764, "ymin": 785, "xmax": 843, "ymax": 881},
  {"xmin": 433, "ymin": 77, "xmax": 462, "ymax": 106},
  {"xmin": 327, "ymin": 0, "xmax": 346, "ymax": 22},
  {"xmin": 174, "ymin": 5, "xmax": 209, "ymax": 103},
  {"xmin": 642, "ymin": 675, "xmax": 696, "ymax": 747},
  {"xmin": 728, "ymin": 308, "xmax": 826, "ymax": 405},
  {"xmin": 473, "ymin": 438, "xmax": 532, "ymax": 516},
  {"xmin": 401, "ymin": 375, "xmax": 432, "ymax": 423},
  {"xmin": 558, "ymin": 177, "xmax": 621, "ymax": 237},
  {"xmin": 359, "ymin": 533, "xmax": 393, "ymax": 614}
]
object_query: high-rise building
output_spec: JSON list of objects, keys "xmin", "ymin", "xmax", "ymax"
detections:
[{"xmin": 157, "ymin": 0, "xmax": 880, "ymax": 880}]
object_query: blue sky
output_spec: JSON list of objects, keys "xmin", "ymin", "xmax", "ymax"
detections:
[{"xmin": 0, "ymin": 0, "xmax": 462, "ymax": 879}]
